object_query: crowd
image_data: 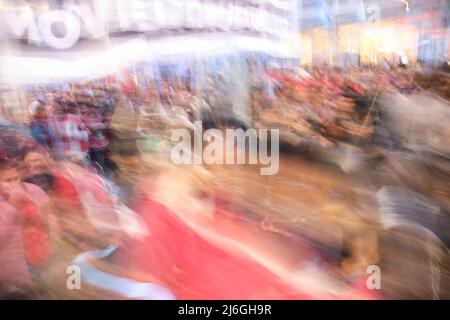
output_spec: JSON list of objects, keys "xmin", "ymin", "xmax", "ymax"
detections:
[
  {"xmin": 252, "ymin": 67, "xmax": 418, "ymax": 147},
  {"xmin": 0, "ymin": 64, "xmax": 449, "ymax": 299}
]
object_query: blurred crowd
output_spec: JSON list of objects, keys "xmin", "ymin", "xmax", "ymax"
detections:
[{"xmin": 0, "ymin": 64, "xmax": 449, "ymax": 299}]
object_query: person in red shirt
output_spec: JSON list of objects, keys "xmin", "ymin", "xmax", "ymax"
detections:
[
  {"xmin": 60, "ymin": 104, "xmax": 89, "ymax": 165},
  {"xmin": 0, "ymin": 161, "xmax": 33, "ymax": 298},
  {"xmin": 22, "ymin": 147, "xmax": 120, "ymax": 251},
  {"xmin": 80, "ymin": 105, "xmax": 110, "ymax": 175},
  {"xmin": 0, "ymin": 159, "xmax": 52, "ymax": 296}
]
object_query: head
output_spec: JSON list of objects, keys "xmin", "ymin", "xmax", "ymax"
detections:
[
  {"xmin": 33, "ymin": 105, "xmax": 47, "ymax": 120},
  {"xmin": 52, "ymin": 101, "xmax": 65, "ymax": 116},
  {"xmin": 23, "ymin": 148, "xmax": 51, "ymax": 177},
  {"xmin": 0, "ymin": 160, "xmax": 21, "ymax": 198},
  {"xmin": 22, "ymin": 148, "xmax": 54, "ymax": 192}
]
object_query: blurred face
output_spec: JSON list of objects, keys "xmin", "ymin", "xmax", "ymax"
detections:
[
  {"xmin": 24, "ymin": 152, "xmax": 49, "ymax": 176},
  {"xmin": 35, "ymin": 107, "xmax": 47, "ymax": 119},
  {"xmin": 0, "ymin": 167, "xmax": 20, "ymax": 198}
]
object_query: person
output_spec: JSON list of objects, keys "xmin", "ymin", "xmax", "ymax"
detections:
[
  {"xmin": 0, "ymin": 159, "xmax": 52, "ymax": 297},
  {"xmin": 44, "ymin": 93, "xmax": 55, "ymax": 114},
  {"xmin": 109, "ymin": 90, "xmax": 140, "ymax": 159},
  {"xmin": 0, "ymin": 160, "xmax": 33, "ymax": 298},
  {"xmin": 21, "ymin": 147, "xmax": 153, "ymax": 299},
  {"xmin": 46, "ymin": 100, "xmax": 67, "ymax": 159},
  {"xmin": 21, "ymin": 147, "xmax": 127, "ymax": 298},
  {"xmin": 22, "ymin": 147, "xmax": 55, "ymax": 193},
  {"xmin": 60, "ymin": 103, "xmax": 89, "ymax": 165},
  {"xmin": 30, "ymin": 105, "xmax": 53, "ymax": 150},
  {"xmin": 22, "ymin": 147, "xmax": 120, "ymax": 251},
  {"xmin": 81, "ymin": 106, "xmax": 110, "ymax": 174}
]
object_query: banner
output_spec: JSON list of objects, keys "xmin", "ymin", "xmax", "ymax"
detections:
[
  {"xmin": 0, "ymin": 0, "xmax": 300, "ymax": 83},
  {"xmin": 0, "ymin": 0, "xmax": 299, "ymax": 50}
]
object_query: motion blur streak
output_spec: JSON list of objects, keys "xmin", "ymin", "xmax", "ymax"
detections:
[{"xmin": 0, "ymin": 0, "xmax": 449, "ymax": 300}]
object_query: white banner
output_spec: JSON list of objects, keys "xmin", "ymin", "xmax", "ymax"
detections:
[
  {"xmin": 0, "ymin": 0, "xmax": 299, "ymax": 50},
  {"xmin": 0, "ymin": 0, "xmax": 300, "ymax": 83}
]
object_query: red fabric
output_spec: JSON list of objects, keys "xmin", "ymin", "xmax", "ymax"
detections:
[
  {"xmin": 17, "ymin": 202, "xmax": 51, "ymax": 267},
  {"xmin": 110, "ymin": 187, "xmax": 383, "ymax": 300},
  {"xmin": 112, "ymin": 191, "xmax": 315, "ymax": 299},
  {"xmin": 53, "ymin": 174, "xmax": 81, "ymax": 208},
  {"xmin": 52, "ymin": 169, "xmax": 113, "ymax": 213},
  {"xmin": 347, "ymin": 82, "xmax": 365, "ymax": 95}
]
